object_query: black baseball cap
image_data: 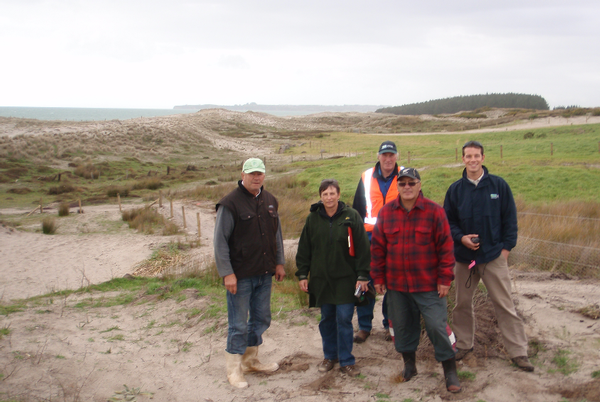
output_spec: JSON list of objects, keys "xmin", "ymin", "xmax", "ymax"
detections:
[
  {"xmin": 378, "ymin": 141, "xmax": 397, "ymax": 154},
  {"xmin": 398, "ymin": 167, "xmax": 421, "ymax": 181}
]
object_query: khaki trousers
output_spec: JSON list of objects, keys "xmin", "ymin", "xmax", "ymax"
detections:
[{"xmin": 452, "ymin": 255, "xmax": 528, "ymax": 358}]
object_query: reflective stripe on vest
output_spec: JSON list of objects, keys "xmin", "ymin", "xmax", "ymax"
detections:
[{"xmin": 361, "ymin": 166, "xmax": 403, "ymax": 232}]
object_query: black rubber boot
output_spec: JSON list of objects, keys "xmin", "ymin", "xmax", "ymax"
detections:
[
  {"xmin": 401, "ymin": 352, "xmax": 418, "ymax": 381},
  {"xmin": 442, "ymin": 357, "xmax": 461, "ymax": 393}
]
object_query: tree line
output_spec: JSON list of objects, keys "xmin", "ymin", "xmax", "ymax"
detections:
[{"xmin": 377, "ymin": 93, "xmax": 549, "ymax": 115}]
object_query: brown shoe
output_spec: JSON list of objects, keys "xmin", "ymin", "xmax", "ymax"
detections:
[
  {"xmin": 455, "ymin": 347, "xmax": 473, "ymax": 361},
  {"xmin": 318, "ymin": 358, "xmax": 338, "ymax": 372},
  {"xmin": 353, "ymin": 330, "xmax": 370, "ymax": 343},
  {"xmin": 339, "ymin": 364, "xmax": 361, "ymax": 377},
  {"xmin": 383, "ymin": 328, "xmax": 392, "ymax": 342},
  {"xmin": 512, "ymin": 356, "xmax": 534, "ymax": 372}
]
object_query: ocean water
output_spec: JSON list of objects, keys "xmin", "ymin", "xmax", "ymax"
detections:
[{"xmin": 0, "ymin": 106, "xmax": 201, "ymax": 121}]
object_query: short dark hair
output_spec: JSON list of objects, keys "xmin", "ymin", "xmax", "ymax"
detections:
[
  {"xmin": 462, "ymin": 140, "xmax": 484, "ymax": 156},
  {"xmin": 319, "ymin": 179, "xmax": 340, "ymax": 196}
]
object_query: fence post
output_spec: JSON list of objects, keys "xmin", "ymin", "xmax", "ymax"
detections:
[
  {"xmin": 170, "ymin": 199, "xmax": 173, "ymax": 218},
  {"xmin": 167, "ymin": 166, "xmax": 170, "ymax": 175},
  {"xmin": 40, "ymin": 198, "xmax": 43, "ymax": 214},
  {"xmin": 500, "ymin": 145, "xmax": 503, "ymax": 159},
  {"xmin": 455, "ymin": 148, "xmax": 458, "ymax": 162},
  {"xmin": 197, "ymin": 212, "xmax": 201, "ymax": 238},
  {"xmin": 182, "ymin": 206, "xmax": 186, "ymax": 229},
  {"xmin": 551, "ymin": 143, "xmax": 554, "ymax": 156},
  {"xmin": 118, "ymin": 193, "xmax": 122, "ymax": 212},
  {"xmin": 78, "ymin": 198, "xmax": 83, "ymax": 214},
  {"xmin": 408, "ymin": 151, "xmax": 411, "ymax": 164},
  {"xmin": 159, "ymin": 190, "xmax": 162, "ymax": 207}
]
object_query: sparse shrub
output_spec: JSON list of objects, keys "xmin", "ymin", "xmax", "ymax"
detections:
[
  {"xmin": 42, "ymin": 216, "xmax": 57, "ymax": 234},
  {"xmin": 523, "ymin": 132, "xmax": 535, "ymax": 139},
  {"xmin": 48, "ymin": 183, "xmax": 76, "ymax": 195},
  {"xmin": 537, "ymin": 133, "xmax": 547, "ymax": 138},
  {"xmin": 205, "ymin": 180, "xmax": 218, "ymax": 186},
  {"xmin": 58, "ymin": 202, "xmax": 70, "ymax": 216},
  {"xmin": 529, "ymin": 113, "xmax": 539, "ymax": 120}
]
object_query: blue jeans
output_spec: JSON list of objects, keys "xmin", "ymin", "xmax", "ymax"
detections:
[
  {"xmin": 387, "ymin": 290, "xmax": 455, "ymax": 362},
  {"xmin": 226, "ymin": 274, "xmax": 272, "ymax": 355},
  {"xmin": 356, "ymin": 279, "xmax": 389, "ymax": 332},
  {"xmin": 320, "ymin": 303, "xmax": 355, "ymax": 367}
]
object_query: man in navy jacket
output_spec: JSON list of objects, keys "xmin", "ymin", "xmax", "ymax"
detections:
[{"xmin": 443, "ymin": 141, "xmax": 533, "ymax": 372}]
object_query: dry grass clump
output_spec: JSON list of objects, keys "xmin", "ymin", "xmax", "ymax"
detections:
[
  {"xmin": 131, "ymin": 177, "xmax": 163, "ymax": 191},
  {"xmin": 47, "ymin": 183, "xmax": 76, "ymax": 195},
  {"xmin": 74, "ymin": 163, "xmax": 100, "ymax": 179},
  {"xmin": 122, "ymin": 207, "xmax": 179, "ymax": 235},
  {"xmin": 576, "ymin": 304, "xmax": 600, "ymax": 320},
  {"xmin": 7, "ymin": 187, "xmax": 31, "ymax": 194},
  {"xmin": 42, "ymin": 216, "xmax": 57, "ymax": 234},
  {"xmin": 58, "ymin": 202, "xmax": 70, "ymax": 216},
  {"xmin": 106, "ymin": 186, "xmax": 130, "ymax": 198}
]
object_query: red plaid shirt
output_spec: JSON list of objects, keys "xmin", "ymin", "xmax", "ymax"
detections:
[{"xmin": 370, "ymin": 192, "xmax": 455, "ymax": 293}]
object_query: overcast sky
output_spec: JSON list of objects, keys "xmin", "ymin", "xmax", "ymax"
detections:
[{"xmin": 1, "ymin": 0, "xmax": 599, "ymax": 109}]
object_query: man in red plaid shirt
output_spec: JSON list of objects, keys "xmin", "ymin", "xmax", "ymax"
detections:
[{"xmin": 371, "ymin": 167, "xmax": 461, "ymax": 393}]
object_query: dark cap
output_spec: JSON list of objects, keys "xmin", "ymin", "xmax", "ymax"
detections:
[
  {"xmin": 378, "ymin": 141, "xmax": 397, "ymax": 154},
  {"xmin": 398, "ymin": 167, "xmax": 421, "ymax": 181}
]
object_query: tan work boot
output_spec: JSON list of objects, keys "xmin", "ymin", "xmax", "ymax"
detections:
[
  {"xmin": 225, "ymin": 352, "xmax": 248, "ymax": 388},
  {"xmin": 241, "ymin": 346, "xmax": 279, "ymax": 373}
]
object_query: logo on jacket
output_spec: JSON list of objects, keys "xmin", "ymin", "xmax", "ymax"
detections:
[{"xmin": 490, "ymin": 194, "xmax": 499, "ymax": 199}]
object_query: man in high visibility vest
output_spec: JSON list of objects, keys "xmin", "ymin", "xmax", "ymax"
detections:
[{"xmin": 352, "ymin": 141, "xmax": 402, "ymax": 343}]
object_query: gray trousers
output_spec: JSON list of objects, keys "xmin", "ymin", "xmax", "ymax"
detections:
[
  {"xmin": 452, "ymin": 255, "xmax": 528, "ymax": 358},
  {"xmin": 387, "ymin": 290, "xmax": 456, "ymax": 362}
]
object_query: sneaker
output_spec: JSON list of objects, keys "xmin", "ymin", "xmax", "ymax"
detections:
[
  {"xmin": 383, "ymin": 328, "xmax": 392, "ymax": 342},
  {"xmin": 512, "ymin": 356, "xmax": 534, "ymax": 372},
  {"xmin": 318, "ymin": 358, "xmax": 338, "ymax": 372},
  {"xmin": 455, "ymin": 347, "xmax": 473, "ymax": 361},
  {"xmin": 353, "ymin": 330, "xmax": 370, "ymax": 343},
  {"xmin": 339, "ymin": 365, "xmax": 361, "ymax": 377}
]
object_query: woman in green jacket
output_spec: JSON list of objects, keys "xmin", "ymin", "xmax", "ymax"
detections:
[{"xmin": 296, "ymin": 179, "xmax": 371, "ymax": 377}]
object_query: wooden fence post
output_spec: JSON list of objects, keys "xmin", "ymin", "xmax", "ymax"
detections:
[
  {"xmin": 197, "ymin": 212, "xmax": 201, "ymax": 238},
  {"xmin": 159, "ymin": 190, "xmax": 162, "ymax": 207},
  {"xmin": 182, "ymin": 206, "xmax": 186, "ymax": 229},
  {"xmin": 78, "ymin": 198, "xmax": 83, "ymax": 214},
  {"xmin": 170, "ymin": 199, "xmax": 173, "ymax": 218},
  {"xmin": 551, "ymin": 143, "xmax": 554, "ymax": 156},
  {"xmin": 455, "ymin": 148, "xmax": 458, "ymax": 162},
  {"xmin": 117, "ymin": 193, "xmax": 122, "ymax": 212},
  {"xmin": 40, "ymin": 198, "xmax": 43, "ymax": 214},
  {"xmin": 500, "ymin": 145, "xmax": 503, "ymax": 159},
  {"xmin": 408, "ymin": 151, "xmax": 411, "ymax": 164}
]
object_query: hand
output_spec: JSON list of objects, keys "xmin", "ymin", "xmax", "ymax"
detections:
[
  {"xmin": 375, "ymin": 283, "xmax": 386, "ymax": 295},
  {"xmin": 461, "ymin": 234, "xmax": 481, "ymax": 251},
  {"xmin": 224, "ymin": 273, "xmax": 237, "ymax": 295},
  {"xmin": 501, "ymin": 249, "xmax": 510, "ymax": 260},
  {"xmin": 356, "ymin": 280, "xmax": 369, "ymax": 292},
  {"xmin": 299, "ymin": 279, "xmax": 308, "ymax": 292},
  {"xmin": 275, "ymin": 264, "xmax": 285, "ymax": 282},
  {"xmin": 437, "ymin": 284, "xmax": 450, "ymax": 298}
]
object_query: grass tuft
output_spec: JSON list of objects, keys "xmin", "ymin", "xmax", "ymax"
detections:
[
  {"xmin": 58, "ymin": 202, "xmax": 70, "ymax": 216},
  {"xmin": 42, "ymin": 216, "xmax": 57, "ymax": 234}
]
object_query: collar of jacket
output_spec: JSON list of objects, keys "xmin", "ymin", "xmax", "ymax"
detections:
[
  {"xmin": 461, "ymin": 165, "xmax": 489, "ymax": 186},
  {"xmin": 374, "ymin": 161, "xmax": 399, "ymax": 180},
  {"xmin": 237, "ymin": 180, "xmax": 263, "ymax": 197}
]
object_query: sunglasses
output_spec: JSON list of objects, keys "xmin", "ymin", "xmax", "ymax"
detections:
[{"xmin": 398, "ymin": 181, "xmax": 420, "ymax": 187}]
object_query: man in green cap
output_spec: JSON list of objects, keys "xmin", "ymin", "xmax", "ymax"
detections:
[{"xmin": 214, "ymin": 158, "xmax": 286, "ymax": 388}]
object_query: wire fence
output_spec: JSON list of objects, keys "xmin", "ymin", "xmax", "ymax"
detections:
[{"xmin": 510, "ymin": 212, "xmax": 600, "ymax": 278}]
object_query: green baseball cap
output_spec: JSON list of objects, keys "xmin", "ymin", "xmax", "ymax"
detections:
[{"xmin": 242, "ymin": 158, "xmax": 266, "ymax": 174}]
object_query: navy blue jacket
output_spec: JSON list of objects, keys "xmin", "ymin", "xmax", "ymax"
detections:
[{"xmin": 443, "ymin": 166, "xmax": 518, "ymax": 264}]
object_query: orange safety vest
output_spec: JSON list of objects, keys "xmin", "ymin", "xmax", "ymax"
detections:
[{"xmin": 361, "ymin": 167, "xmax": 400, "ymax": 233}]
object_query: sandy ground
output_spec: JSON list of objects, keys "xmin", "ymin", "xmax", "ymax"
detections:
[{"xmin": 1, "ymin": 202, "xmax": 600, "ymax": 402}]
